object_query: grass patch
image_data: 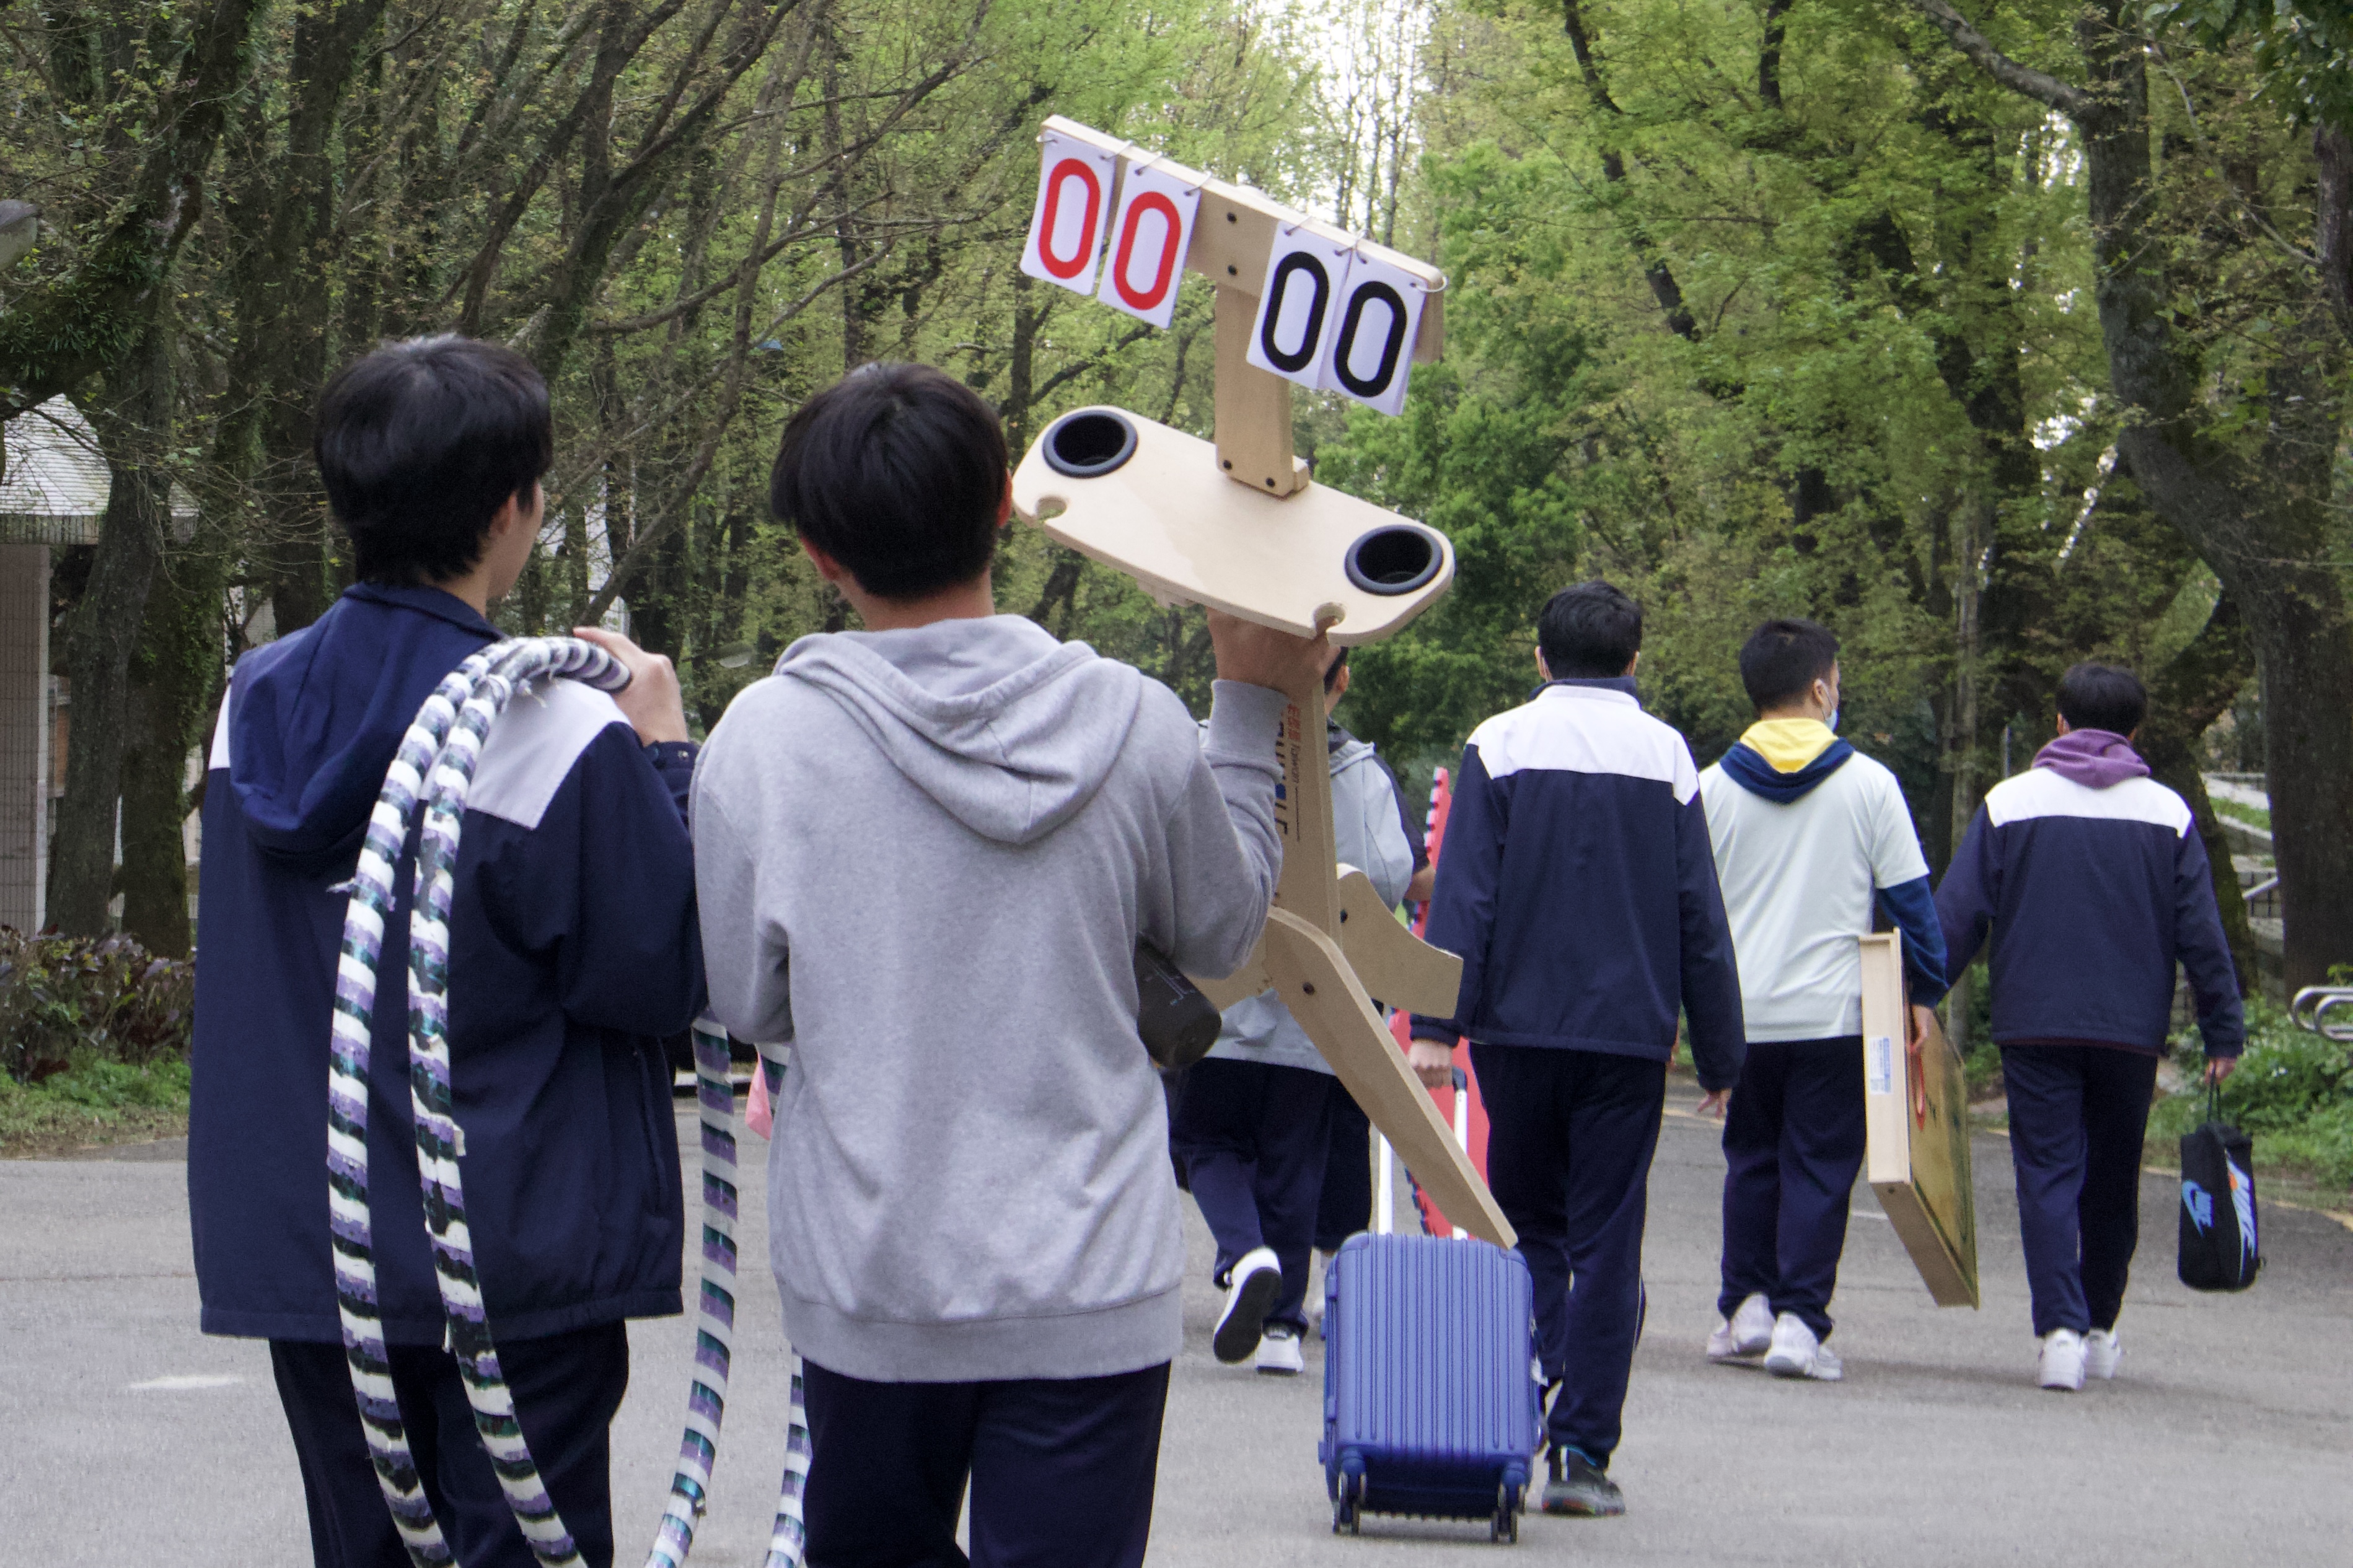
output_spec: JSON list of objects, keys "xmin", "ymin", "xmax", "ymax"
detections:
[
  {"xmin": 2147, "ymin": 1000, "xmax": 2353, "ymax": 1203},
  {"xmin": 0, "ymin": 1051, "xmax": 191, "ymax": 1158},
  {"xmin": 2210, "ymin": 796, "xmax": 2271, "ymax": 831}
]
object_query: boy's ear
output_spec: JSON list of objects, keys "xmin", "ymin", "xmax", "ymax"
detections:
[
  {"xmin": 801, "ymin": 535, "xmax": 850, "ymax": 589},
  {"xmin": 996, "ymin": 471, "xmax": 1013, "ymax": 529}
]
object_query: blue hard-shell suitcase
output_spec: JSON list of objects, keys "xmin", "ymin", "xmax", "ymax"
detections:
[{"xmin": 1321, "ymin": 1233, "xmax": 1541, "ymax": 1542}]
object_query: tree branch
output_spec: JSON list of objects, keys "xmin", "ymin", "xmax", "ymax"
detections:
[{"xmin": 1901, "ymin": 0, "xmax": 2099, "ymax": 123}]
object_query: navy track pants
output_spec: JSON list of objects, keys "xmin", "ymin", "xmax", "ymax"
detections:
[
  {"xmin": 1314, "ymin": 1088, "xmax": 1373, "ymax": 1253},
  {"xmin": 1717, "ymin": 1036, "xmax": 1867, "ymax": 1339},
  {"xmin": 1168, "ymin": 1055, "xmax": 1337, "ymax": 1332},
  {"xmin": 1471, "ymin": 1043, "xmax": 1665, "ymax": 1467},
  {"xmin": 800, "ymin": 1358, "xmax": 1171, "ymax": 1568},
  {"xmin": 270, "ymin": 1323, "xmax": 630, "ymax": 1568},
  {"xmin": 2000, "ymin": 1043, "xmax": 2160, "ymax": 1336}
]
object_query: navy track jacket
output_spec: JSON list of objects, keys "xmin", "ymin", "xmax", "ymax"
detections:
[
  {"xmin": 1409, "ymin": 678, "xmax": 1747, "ymax": 1090},
  {"xmin": 190, "ymin": 584, "xmax": 705, "ymax": 1344},
  {"xmin": 1936, "ymin": 768, "xmax": 2244, "ymax": 1057}
]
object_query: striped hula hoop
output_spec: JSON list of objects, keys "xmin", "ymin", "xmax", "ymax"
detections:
[{"xmin": 327, "ymin": 636, "xmax": 811, "ymax": 1568}]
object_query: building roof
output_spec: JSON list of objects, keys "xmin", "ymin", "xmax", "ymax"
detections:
[
  {"xmin": 1, "ymin": 395, "xmax": 198, "ymax": 546},
  {"xmin": 0, "ymin": 396, "xmax": 107, "ymax": 544}
]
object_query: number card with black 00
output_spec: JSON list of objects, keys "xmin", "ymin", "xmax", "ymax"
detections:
[{"xmin": 1859, "ymin": 932, "xmax": 1981, "ymax": 1308}]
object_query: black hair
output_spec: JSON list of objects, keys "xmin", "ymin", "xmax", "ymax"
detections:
[
  {"xmin": 769, "ymin": 362, "xmax": 1009, "ymax": 600},
  {"xmin": 1739, "ymin": 618, "xmax": 1841, "ymax": 712},
  {"xmin": 1322, "ymin": 644, "xmax": 1350, "ymax": 693},
  {"xmin": 1537, "ymin": 580, "xmax": 1642, "ymax": 679},
  {"xmin": 315, "ymin": 335, "xmax": 552, "ymax": 587},
  {"xmin": 2056, "ymin": 662, "xmax": 2147, "ymax": 735}
]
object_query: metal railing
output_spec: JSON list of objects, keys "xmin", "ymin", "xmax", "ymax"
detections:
[{"xmin": 2289, "ymin": 986, "xmax": 2353, "ymax": 1040}]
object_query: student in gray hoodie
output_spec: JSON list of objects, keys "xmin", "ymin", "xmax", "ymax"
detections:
[{"xmin": 692, "ymin": 363, "xmax": 1326, "ymax": 1568}]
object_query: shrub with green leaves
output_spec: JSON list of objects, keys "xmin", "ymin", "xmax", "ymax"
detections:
[
  {"xmin": 2156, "ymin": 999, "xmax": 2353, "ymax": 1191},
  {"xmin": 0, "ymin": 929, "xmax": 195, "ymax": 1086}
]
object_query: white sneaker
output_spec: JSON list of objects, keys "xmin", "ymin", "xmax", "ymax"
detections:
[
  {"xmin": 1213, "ymin": 1246, "xmax": 1283, "ymax": 1364},
  {"xmin": 2038, "ymin": 1329, "xmax": 2086, "ymax": 1392},
  {"xmin": 1706, "ymin": 1292, "xmax": 1775, "ymax": 1362},
  {"xmin": 2083, "ymin": 1328, "xmax": 2121, "ymax": 1381},
  {"xmin": 1256, "ymin": 1324, "xmax": 1305, "ymax": 1375},
  {"xmin": 1762, "ymin": 1313, "xmax": 1844, "ymax": 1382}
]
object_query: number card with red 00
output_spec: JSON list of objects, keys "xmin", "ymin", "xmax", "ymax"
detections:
[{"xmin": 1021, "ymin": 130, "xmax": 1117, "ymax": 296}]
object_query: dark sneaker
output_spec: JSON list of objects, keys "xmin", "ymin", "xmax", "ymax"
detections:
[
  {"xmin": 1541, "ymin": 1447, "xmax": 1624, "ymax": 1517},
  {"xmin": 1213, "ymin": 1246, "xmax": 1283, "ymax": 1364}
]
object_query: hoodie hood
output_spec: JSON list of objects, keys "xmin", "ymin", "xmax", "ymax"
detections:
[
  {"xmin": 774, "ymin": 615, "xmax": 1143, "ymax": 846},
  {"xmin": 229, "ymin": 584, "xmax": 499, "ymax": 870},
  {"xmin": 1720, "ymin": 719, "xmax": 1855, "ymax": 804},
  {"xmin": 2033, "ymin": 728, "xmax": 2150, "ymax": 790},
  {"xmin": 1327, "ymin": 719, "xmax": 1377, "ymax": 772}
]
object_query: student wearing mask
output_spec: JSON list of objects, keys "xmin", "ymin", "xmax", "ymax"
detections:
[{"xmin": 1697, "ymin": 619, "xmax": 1946, "ymax": 1383}]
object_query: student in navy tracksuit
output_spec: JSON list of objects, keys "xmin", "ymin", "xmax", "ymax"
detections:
[
  {"xmin": 1410, "ymin": 580, "xmax": 1744, "ymax": 1518},
  {"xmin": 1936, "ymin": 663, "xmax": 2242, "ymax": 1393},
  {"xmin": 189, "ymin": 336, "xmax": 705, "ymax": 1568}
]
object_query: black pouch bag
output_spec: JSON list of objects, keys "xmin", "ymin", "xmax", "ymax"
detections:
[
  {"xmin": 2178, "ymin": 1082, "xmax": 2261, "ymax": 1292},
  {"xmin": 1133, "ymin": 940, "xmax": 1222, "ymax": 1072}
]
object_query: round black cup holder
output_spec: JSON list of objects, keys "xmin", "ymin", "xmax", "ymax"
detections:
[
  {"xmin": 1344, "ymin": 523, "xmax": 1444, "ymax": 596},
  {"xmin": 1042, "ymin": 409, "xmax": 1139, "ymax": 479}
]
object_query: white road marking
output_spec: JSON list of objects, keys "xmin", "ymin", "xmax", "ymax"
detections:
[{"xmin": 126, "ymin": 1374, "xmax": 242, "ymax": 1391}]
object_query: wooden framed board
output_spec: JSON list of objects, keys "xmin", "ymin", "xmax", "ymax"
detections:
[{"xmin": 1860, "ymin": 932, "xmax": 1980, "ymax": 1308}]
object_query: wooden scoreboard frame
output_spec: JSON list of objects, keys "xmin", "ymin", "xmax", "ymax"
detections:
[
  {"xmin": 1860, "ymin": 932, "xmax": 1980, "ymax": 1308},
  {"xmin": 1009, "ymin": 118, "xmax": 1513, "ymax": 1248}
]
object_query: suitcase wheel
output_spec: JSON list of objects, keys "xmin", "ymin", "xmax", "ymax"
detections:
[
  {"xmin": 1491, "ymin": 1485, "xmax": 1520, "ymax": 1544},
  {"xmin": 1331, "ymin": 1474, "xmax": 1363, "ymax": 1536}
]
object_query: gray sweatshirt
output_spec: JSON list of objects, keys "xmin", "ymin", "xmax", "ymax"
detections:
[{"xmin": 692, "ymin": 614, "xmax": 1285, "ymax": 1382}]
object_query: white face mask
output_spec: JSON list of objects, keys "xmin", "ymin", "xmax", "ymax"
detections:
[{"xmin": 1824, "ymin": 706, "xmax": 1839, "ymax": 733}]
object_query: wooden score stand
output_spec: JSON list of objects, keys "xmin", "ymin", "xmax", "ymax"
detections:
[
  {"xmin": 1009, "ymin": 118, "xmax": 1514, "ymax": 1249},
  {"xmin": 1860, "ymin": 932, "xmax": 1980, "ymax": 1307}
]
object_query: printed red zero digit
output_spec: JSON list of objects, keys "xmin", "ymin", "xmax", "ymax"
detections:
[
  {"xmin": 1110, "ymin": 191, "xmax": 1183, "ymax": 311},
  {"xmin": 1037, "ymin": 157, "xmax": 1104, "ymax": 281}
]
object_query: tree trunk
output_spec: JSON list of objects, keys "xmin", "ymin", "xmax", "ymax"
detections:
[
  {"xmin": 2246, "ymin": 582, "xmax": 2353, "ymax": 988},
  {"xmin": 48, "ymin": 318, "xmax": 173, "ymax": 934},
  {"xmin": 2065, "ymin": 9, "xmax": 2353, "ymax": 988},
  {"xmin": 1905, "ymin": 0, "xmax": 2353, "ymax": 990},
  {"xmin": 1941, "ymin": 494, "xmax": 1986, "ymax": 1050},
  {"xmin": 118, "ymin": 524, "xmax": 224, "ymax": 958},
  {"xmin": 258, "ymin": 0, "xmax": 392, "ymax": 634},
  {"xmin": 2137, "ymin": 591, "xmax": 2261, "ymax": 994}
]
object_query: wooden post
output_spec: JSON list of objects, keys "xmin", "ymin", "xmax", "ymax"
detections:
[{"xmin": 1212, "ymin": 286, "xmax": 1308, "ymax": 497}]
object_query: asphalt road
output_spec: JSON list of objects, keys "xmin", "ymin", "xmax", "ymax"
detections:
[{"xmin": 3, "ymin": 1093, "xmax": 2347, "ymax": 1566}]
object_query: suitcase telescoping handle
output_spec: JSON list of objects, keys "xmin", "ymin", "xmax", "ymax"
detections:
[{"xmin": 1372, "ymin": 1065, "xmax": 1476, "ymax": 1239}]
